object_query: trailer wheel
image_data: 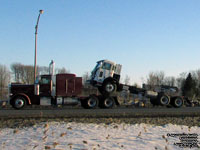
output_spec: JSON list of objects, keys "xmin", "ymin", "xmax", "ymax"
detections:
[
  {"xmin": 172, "ymin": 97, "xmax": 184, "ymax": 108},
  {"xmin": 12, "ymin": 96, "xmax": 26, "ymax": 109},
  {"xmin": 150, "ymin": 98, "xmax": 158, "ymax": 106},
  {"xmin": 157, "ymin": 94, "xmax": 170, "ymax": 106},
  {"xmin": 81, "ymin": 96, "xmax": 99, "ymax": 109},
  {"xmin": 99, "ymin": 97, "xmax": 115, "ymax": 109}
]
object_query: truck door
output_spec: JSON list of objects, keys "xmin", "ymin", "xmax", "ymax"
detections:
[
  {"xmin": 98, "ymin": 62, "xmax": 113, "ymax": 82},
  {"xmin": 65, "ymin": 78, "xmax": 75, "ymax": 96},
  {"xmin": 40, "ymin": 75, "xmax": 51, "ymax": 96}
]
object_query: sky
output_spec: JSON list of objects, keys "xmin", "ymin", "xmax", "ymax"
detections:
[{"xmin": 0, "ymin": 0, "xmax": 200, "ymax": 85}]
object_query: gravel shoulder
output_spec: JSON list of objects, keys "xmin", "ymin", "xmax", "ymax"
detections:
[{"xmin": 0, "ymin": 116, "xmax": 200, "ymax": 129}]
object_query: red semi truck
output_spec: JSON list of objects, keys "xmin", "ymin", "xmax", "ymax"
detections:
[
  {"xmin": 9, "ymin": 60, "xmax": 186, "ymax": 109},
  {"xmin": 9, "ymin": 61, "xmax": 121, "ymax": 109}
]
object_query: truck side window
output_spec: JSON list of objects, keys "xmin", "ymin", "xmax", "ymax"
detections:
[
  {"xmin": 40, "ymin": 77, "xmax": 50, "ymax": 84},
  {"xmin": 102, "ymin": 63, "xmax": 111, "ymax": 70},
  {"xmin": 99, "ymin": 72, "xmax": 103, "ymax": 77}
]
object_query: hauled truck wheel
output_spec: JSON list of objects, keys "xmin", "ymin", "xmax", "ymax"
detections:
[
  {"xmin": 171, "ymin": 97, "xmax": 184, "ymax": 108},
  {"xmin": 99, "ymin": 81, "xmax": 117, "ymax": 96},
  {"xmin": 81, "ymin": 95, "xmax": 99, "ymax": 109},
  {"xmin": 12, "ymin": 96, "xmax": 26, "ymax": 109}
]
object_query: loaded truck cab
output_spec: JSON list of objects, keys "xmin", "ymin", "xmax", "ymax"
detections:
[{"xmin": 90, "ymin": 60, "xmax": 122, "ymax": 95}]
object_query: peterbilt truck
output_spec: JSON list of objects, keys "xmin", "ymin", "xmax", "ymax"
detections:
[
  {"xmin": 9, "ymin": 61, "xmax": 120, "ymax": 109},
  {"xmin": 9, "ymin": 60, "xmax": 185, "ymax": 109}
]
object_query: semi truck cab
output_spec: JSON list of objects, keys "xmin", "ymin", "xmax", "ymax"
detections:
[{"xmin": 10, "ymin": 70, "xmax": 83, "ymax": 109}]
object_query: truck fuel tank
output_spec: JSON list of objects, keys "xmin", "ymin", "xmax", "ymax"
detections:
[{"xmin": 56, "ymin": 97, "xmax": 79, "ymax": 105}]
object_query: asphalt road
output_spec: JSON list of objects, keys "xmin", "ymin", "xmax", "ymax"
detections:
[{"xmin": 0, "ymin": 107, "xmax": 200, "ymax": 118}]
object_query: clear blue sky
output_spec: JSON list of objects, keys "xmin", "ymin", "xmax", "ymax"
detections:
[{"xmin": 1, "ymin": 0, "xmax": 200, "ymax": 84}]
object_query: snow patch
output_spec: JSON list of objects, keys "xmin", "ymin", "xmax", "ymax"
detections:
[{"xmin": 0, "ymin": 122, "xmax": 199, "ymax": 150}]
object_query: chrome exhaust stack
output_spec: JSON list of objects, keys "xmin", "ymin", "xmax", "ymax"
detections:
[{"xmin": 49, "ymin": 60, "xmax": 55, "ymax": 75}]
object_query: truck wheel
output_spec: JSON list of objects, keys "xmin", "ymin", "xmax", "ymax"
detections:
[
  {"xmin": 150, "ymin": 98, "xmax": 158, "ymax": 106},
  {"xmin": 12, "ymin": 96, "xmax": 26, "ymax": 109},
  {"xmin": 172, "ymin": 97, "xmax": 184, "ymax": 108},
  {"xmin": 157, "ymin": 94, "xmax": 170, "ymax": 106},
  {"xmin": 81, "ymin": 96, "xmax": 99, "ymax": 109},
  {"xmin": 100, "ymin": 97, "xmax": 115, "ymax": 109},
  {"xmin": 102, "ymin": 81, "xmax": 116, "ymax": 95}
]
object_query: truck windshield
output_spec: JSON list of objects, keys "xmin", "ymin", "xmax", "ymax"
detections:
[
  {"xmin": 102, "ymin": 63, "xmax": 112, "ymax": 70},
  {"xmin": 92, "ymin": 61, "xmax": 102, "ymax": 73}
]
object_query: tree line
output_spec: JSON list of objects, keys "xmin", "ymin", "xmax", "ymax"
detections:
[
  {"xmin": 0, "ymin": 63, "xmax": 69, "ymax": 100},
  {"xmin": 145, "ymin": 70, "xmax": 200, "ymax": 100},
  {"xmin": 0, "ymin": 63, "xmax": 200, "ymax": 100}
]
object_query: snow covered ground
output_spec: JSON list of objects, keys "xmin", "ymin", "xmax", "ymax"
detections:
[{"xmin": 0, "ymin": 122, "xmax": 199, "ymax": 150}]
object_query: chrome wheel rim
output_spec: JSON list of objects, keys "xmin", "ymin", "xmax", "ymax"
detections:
[
  {"xmin": 15, "ymin": 98, "xmax": 24, "ymax": 108},
  {"xmin": 105, "ymin": 83, "xmax": 114, "ymax": 93},
  {"xmin": 160, "ymin": 96, "xmax": 169, "ymax": 105},
  {"xmin": 87, "ymin": 98, "xmax": 97, "ymax": 108},
  {"xmin": 104, "ymin": 98, "xmax": 113, "ymax": 107},
  {"xmin": 175, "ymin": 98, "xmax": 182, "ymax": 107}
]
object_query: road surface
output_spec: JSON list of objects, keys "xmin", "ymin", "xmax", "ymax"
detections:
[{"xmin": 0, "ymin": 107, "xmax": 199, "ymax": 118}]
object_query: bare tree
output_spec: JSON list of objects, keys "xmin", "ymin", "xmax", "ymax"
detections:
[
  {"xmin": 23, "ymin": 65, "xmax": 34, "ymax": 84},
  {"xmin": 11, "ymin": 63, "xmax": 34, "ymax": 84},
  {"xmin": 11, "ymin": 63, "xmax": 22, "ymax": 83},
  {"xmin": 55, "ymin": 67, "xmax": 69, "ymax": 74},
  {"xmin": 0, "ymin": 64, "xmax": 10, "ymax": 100},
  {"xmin": 176, "ymin": 72, "xmax": 187, "ymax": 90},
  {"xmin": 164, "ymin": 76, "xmax": 176, "ymax": 86},
  {"xmin": 82, "ymin": 72, "xmax": 90, "ymax": 85},
  {"xmin": 146, "ymin": 71, "xmax": 165, "ymax": 88},
  {"xmin": 38, "ymin": 66, "xmax": 49, "ymax": 75}
]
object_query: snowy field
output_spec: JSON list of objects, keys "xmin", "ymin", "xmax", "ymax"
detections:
[{"xmin": 0, "ymin": 122, "xmax": 199, "ymax": 150}]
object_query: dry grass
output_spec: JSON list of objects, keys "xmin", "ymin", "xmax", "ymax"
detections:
[
  {"xmin": 42, "ymin": 135, "xmax": 48, "ymax": 141},
  {"xmin": 0, "ymin": 117, "xmax": 200, "ymax": 129},
  {"xmin": 44, "ymin": 145, "xmax": 51, "ymax": 149},
  {"xmin": 137, "ymin": 131, "xmax": 142, "ymax": 137},
  {"xmin": 143, "ymin": 126, "xmax": 147, "ymax": 132},
  {"xmin": 106, "ymin": 134, "xmax": 110, "ymax": 139},
  {"xmin": 67, "ymin": 127, "xmax": 72, "ymax": 130},
  {"xmin": 53, "ymin": 142, "xmax": 59, "ymax": 148},
  {"xmin": 43, "ymin": 129, "xmax": 48, "ymax": 135},
  {"xmin": 83, "ymin": 140, "xmax": 88, "ymax": 144},
  {"xmin": 44, "ymin": 123, "xmax": 49, "ymax": 129},
  {"xmin": 60, "ymin": 132, "xmax": 67, "ymax": 137},
  {"xmin": 13, "ymin": 129, "xmax": 19, "ymax": 134},
  {"xmin": 32, "ymin": 145, "xmax": 38, "ymax": 149}
]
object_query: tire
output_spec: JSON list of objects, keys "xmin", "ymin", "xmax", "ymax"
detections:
[
  {"xmin": 157, "ymin": 94, "xmax": 170, "ymax": 106},
  {"xmin": 81, "ymin": 96, "xmax": 99, "ymax": 109},
  {"xmin": 12, "ymin": 96, "xmax": 26, "ymax": 109},
  {"xmin": 102, "ymin": 81, "xmax": 117, "ymax": 95},
  {"xmin": 150, "ymin": 98, "xmax": 158, "ymax": 106},
  {"xmin": 172, "ymin": 97, "xmax": 184, "ymax": 108},
  {"xmin": 99, "ymin": 97, "xmax": 115, "ymax": 109}
]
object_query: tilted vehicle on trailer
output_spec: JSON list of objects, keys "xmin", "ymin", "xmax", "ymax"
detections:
[{"xmin": 89, "ymin": 59, "xmax": 186, "ymax": 108}]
